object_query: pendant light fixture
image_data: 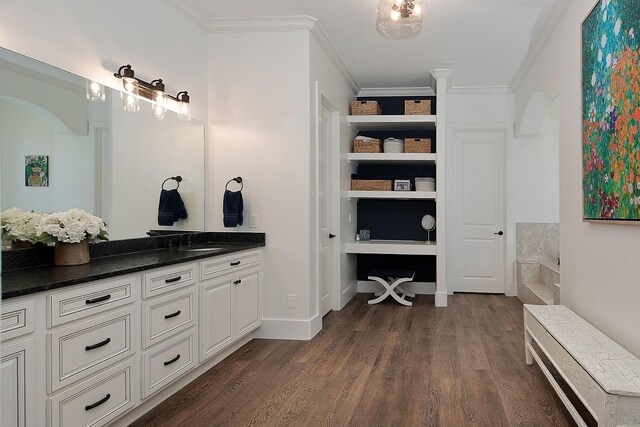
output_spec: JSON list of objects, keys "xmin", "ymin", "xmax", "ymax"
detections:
[
  {"xmin": 376, "ymin": 0, "xmax": 424, "ymax": 40},
  {"xmin": 150, "ymin": 79, "xmax": 168, "ymax": 121}
]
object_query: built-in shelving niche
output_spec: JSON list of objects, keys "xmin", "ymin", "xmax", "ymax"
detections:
[{"xmin": 357, "ymin": 95, "xmax": 437, "ymax": 116}]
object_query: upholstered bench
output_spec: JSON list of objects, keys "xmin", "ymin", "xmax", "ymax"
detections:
[
  {"xmin": 524, "ymin": 305, "xmax": 640, "ymax": 426},
  {"xmin": 367, "ymin": 269, "xmax": 415, "ymax": 307}
]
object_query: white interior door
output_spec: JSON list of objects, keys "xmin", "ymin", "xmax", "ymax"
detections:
[
  {"xmin": 319, "ymin": 103, "xmax": 333, "ymax": 316},
  {"xmin": 450, "ymin": 129, "xmax": 505, "ymax": 293}
]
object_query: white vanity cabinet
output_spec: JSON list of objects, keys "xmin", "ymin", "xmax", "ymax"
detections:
[
  {"xmin": 1, "ymin": 298, "xmax": 36, "ymax": 427},
  {"xmin": 199, "ymin": 250, "xmax": 262, "ymax": 363},
  {"xmin": 1, "ymin": 247, "xmax": 263, "ymax": 427}
]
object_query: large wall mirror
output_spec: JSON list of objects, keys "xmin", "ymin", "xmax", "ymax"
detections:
[{"xmin": 0, "ymin": 47, "xmax": 205, "ymax": 244}]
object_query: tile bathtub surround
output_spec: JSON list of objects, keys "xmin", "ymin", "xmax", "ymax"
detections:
[{"xmin": 516, "ymin": 222, "xmax": 559, "ymax": 263}]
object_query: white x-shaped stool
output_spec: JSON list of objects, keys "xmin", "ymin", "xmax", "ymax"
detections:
[{"xmin": 367, "ymin": 270, "xmax": 416, "ymax": 307}]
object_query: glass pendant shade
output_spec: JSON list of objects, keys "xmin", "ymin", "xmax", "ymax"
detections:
[
  {"xmin": 376, "ymin": 0, "xmax": 424, "ymax": 40},
  {"xmin": 86, "ymin": 80, "xmax": 105, "ymax": 102},
  {"xmin": 177, "ymin": 102, "xmax": 191, "ymax": 121},
  {"xmin": 152, "ymin": 91, "xmax": 167, "ymax": 121}
]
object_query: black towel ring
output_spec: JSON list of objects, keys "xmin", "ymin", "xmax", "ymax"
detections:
[
  {"xmin": 162, "ymin": 176, "xmax": 182, "ymax": 190},
  {"xmin": 225, "ymin": 177, "xmax": 243, "ymax": 192}
]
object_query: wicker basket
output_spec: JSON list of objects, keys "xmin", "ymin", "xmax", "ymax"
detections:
[
  {"xmin": 404, "ymin": 138, "xmax": 432, "ymax": 153},
  {"xmin": 351, "ymin": 180, "xmax": 393, "ymax": 191},
  {"xmin": 404, "ymin": 100, "xmax": 431, "ymax": 115},
  {"xmin": 353, "ymin": 137, "xmax": 382, "ymax": 153},
  {"xmin": 351, "ymin": 100, "xmax": 381, "ymax": 115}
]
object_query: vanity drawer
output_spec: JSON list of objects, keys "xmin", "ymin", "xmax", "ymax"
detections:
[
  {"xmin": 48, "ymin": 276, "xmax": 137, "ymax": 328},
  {"xmin": 142, "ymin": 288, "xmax": 196, "ymax": 349},
  {"xmin": 200, "ymin": 250, "xmax": 261, "ymax": 280},
  {"xmin": 1, "ymin": 299, "xmax": 35, "ymax": 341},
  {"xmin": 48, "ymin": 358, "xmax": 136, "ymax": 427},
  {"xmin": 142, "ymin": 329, "xmax": 196, "ymax": 399},
  {"xmin": 143, "ymin": 263, "xmax": 198, "ymax": 299},
  {"xmin": 48, "ymin": 307, "xmax": 135, "ymax": 393}
]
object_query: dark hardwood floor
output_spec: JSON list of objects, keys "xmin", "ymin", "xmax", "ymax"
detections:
[{"xmin": 131, "ymin": 293, "xmax": 575, "ymax": 426}]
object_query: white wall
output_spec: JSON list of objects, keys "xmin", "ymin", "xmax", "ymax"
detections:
[
  {"xmin": 513, "ymin": 0, "xmax": 640, "ymax": 356},
  {"xmin": 309, "ymin": 31, "xmax": 359, "ymax": 318},
  {"xmin": 208, "ymin": 30, "xmax": 314, "ymax": 332},
  {"xmin": 0, "ymin": 0, "xmax": 208, "ymax": 122}
]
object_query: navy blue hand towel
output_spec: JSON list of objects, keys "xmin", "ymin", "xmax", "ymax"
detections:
[
  {"xmin": 158, "ymin": 189, "xmax": 188, "ymax": 226},
  {"xmin": 223, "ymin": 190, "xmax": 243, "ymax": 227}
]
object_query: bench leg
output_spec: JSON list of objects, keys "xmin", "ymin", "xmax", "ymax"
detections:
[
  {"xmin": 395, "ymin": 285, "xmax": 415, "ymax": 298},
  {"xmin": 524, "ymin": 327, "xmax": 534, "ymax": 366},
  {"xmin": 368, "ymin": 276, "xmax": 413, "ymax": 307}
]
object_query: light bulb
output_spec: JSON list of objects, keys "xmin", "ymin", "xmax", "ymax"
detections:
[
  {"xmin": 413, "ymin": 4, "xmax": 422, "ymax": 16},
  {"xmin": 391, "ymin": 10, "xmax": 401, "ymax": 21},
  {"xmin": 122, "ymin": 77, "xmax": 138, "ymax": 93},
  {"xmin": 86, "ymin": 80, "xmax": 105, "ymax": 102}
]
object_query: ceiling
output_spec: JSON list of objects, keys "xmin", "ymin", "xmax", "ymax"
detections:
[{"xmin": 174, "ymin": 0, "xmax": 561, "ymax": 89}]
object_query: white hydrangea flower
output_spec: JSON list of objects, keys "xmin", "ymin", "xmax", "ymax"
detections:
[
  {"xmin": 37, "ymin": 209, "xmax": 108, "ymax": 244},
  {"xmin": 1, "ymin": 208, "xmax": 43, "ymax": 243}
]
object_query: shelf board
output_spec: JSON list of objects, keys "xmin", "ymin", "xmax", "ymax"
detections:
[
  {"xmin": 348, "ymin": 115, "xmax": 437, "ymax": 131},
  {"xmin": 344, "ymin": 239, "xmax": 437, "ymax": 256},
  {"xmin": 347, "ymin": 153, "xmax": 436, "ymax": 165},
  {"xmin": 345, "ymin": 191, "xmax": 436, "ymax": 200}
]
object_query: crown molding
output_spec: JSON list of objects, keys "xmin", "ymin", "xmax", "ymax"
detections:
[
  {"xmin": 165, "ymin": 0, "xmax": 210, "ymax": 30},
  {"xmin": 448, "ymin": 86, "xmax": 513, "ymax": 95},
  {"xmin": 205, "ymin": 15, "xmax": 318, "ymax": 33},
  {"xmin": 358, "ymin": 87, "xmax": 435, "ymax": 97},
  {"xmin": 511, "ymin": 0, "xmax": 572, "ymax": 91},
  {"xmin": 308, "ymin": 20, "xmax": 360, "ymax": 94}
]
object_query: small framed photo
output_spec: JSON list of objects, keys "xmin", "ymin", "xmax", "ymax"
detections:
[
  {"xmin": 394, "ymin": 179, "xmax": 411, "ymax": 191},
  {"xmin": 359, "ymin": 229, "xmax": 371, "ymax": 241}
]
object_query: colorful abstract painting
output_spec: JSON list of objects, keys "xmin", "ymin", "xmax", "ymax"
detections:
[
  {"xmin": 25, "ymin": 155, "xmax": 48, "ymax": 187},
  {"xmin": 583, "ymin": 0, "xmax": 640, "ymax": 221}
]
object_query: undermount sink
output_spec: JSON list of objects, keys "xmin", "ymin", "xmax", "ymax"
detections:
[{"xmin": 178, "ymin": 244, "xmax": 226, "ymax": 252}]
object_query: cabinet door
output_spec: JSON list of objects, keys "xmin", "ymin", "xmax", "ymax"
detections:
[
  {"xmin": 236, "ymin": 269, "xmax": 261, "ymax": 339},
  {"xmin": 199, "ymin": 278, "xmax": 234, "ymax": 362},
  {"xmin": 1, "ymin": 339, "xmax": 34, "ymax": 427}
]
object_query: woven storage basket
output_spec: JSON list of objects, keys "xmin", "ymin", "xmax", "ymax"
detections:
[
  {"xmin": 351, "ymin": 180, "xmax": 393, "ymax": 191},
  {"xmin": 404, "ymin": 100, "xmax": 431, "ymax": 115},
  {"xmin": 404, "ymin": 138, "xmax": 432, "ymax": 153},
  {"xmin": 353, "ymin": 138, "xmax": 382, "ymax": 153},
  {"xmin": 351, "ymin": 100, "xmax": 381, "ymax": 115}
]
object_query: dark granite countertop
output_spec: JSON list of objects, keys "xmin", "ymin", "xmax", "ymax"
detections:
[{"xmin": 1, "ymin": 233, "xmax": 265, "ymax": 299}]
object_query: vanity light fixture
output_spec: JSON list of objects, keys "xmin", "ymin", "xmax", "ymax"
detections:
[
  {"xmin": 376, "ymin": 0, "xmax": 424, "ymax": 40},
  {"xmin": 114, "ymin": 65, "xmax": 191, "ymax": 120},
  {"xmin": 86, "ymin": 80, "xmax": 106, "ymax": 102}
]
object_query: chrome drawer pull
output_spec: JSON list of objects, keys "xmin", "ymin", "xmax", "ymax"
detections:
[
  {"xmin": 165, "ymin": 276, "xmax": 182, "ymax": 283},
  {"xmin": 164, "ymin": 310, "xmax": 182, "ymax": 319},
  {"xmin": 230, "ymin": 261, "xmax": 241, "ymax": 266},
  {"xmin": 85, "ymin": 337, "xmax": 111, "ymax": 351},
  {"xmin": 85, "ymin": 393, "xmax": 111, "ymax": 411},
  {"xmin": 85, "ymin": 294, "xmax": 111, "ymax": 305},
  {"xmin": 164, "ymin": 354, "xmax": 181, "ymax": 366}
]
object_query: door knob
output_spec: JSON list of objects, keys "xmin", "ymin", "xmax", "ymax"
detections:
[
  {"xmin": 329, "ymin": 234, "xmax": 336, "ymax": 239},
  {"xmin": 494, "ymin": 231, "xmax": 504, "ymax": 236}
]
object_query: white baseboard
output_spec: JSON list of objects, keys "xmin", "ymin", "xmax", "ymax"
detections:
[
  {"xmin": 254, "ymin": 315, "xmax": 321, "ymax": 340},
  {"xmin": 340, "ymin": 283, "xmax": 357, "ymax": 309},
  {"xmin": 357, "ymin": 280, "xmax": 436, "ymax": 295},
  {"xmin": 435, "ymin": 291, "xmax": 448, "ymax": 307}
]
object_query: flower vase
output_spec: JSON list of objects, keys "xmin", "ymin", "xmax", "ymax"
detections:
[
  {"xmin": 54, "ymin": 239, "xmax": 90, "ymax": 266},
  {"xmin": 10, "ymin": 240, "xmax": 34, "ymax": 250}
]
